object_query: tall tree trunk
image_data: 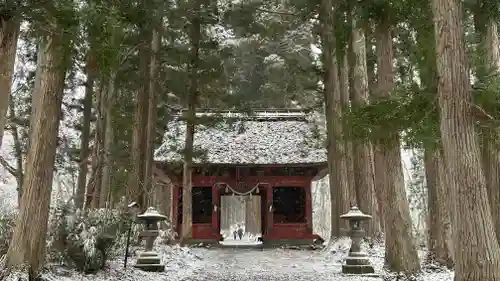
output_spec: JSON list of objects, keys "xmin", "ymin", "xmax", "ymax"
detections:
[
  {"xmin": 90, "ymin": 84, "xmax": 105, "ymax": 209},
  {"xmin": 84, "ymin": 140, "xmax": 98, "ymax": 209},
  {"xmin": 482, "ymin": 133, "xmax": 500, "ymax": 242},
  {"xmin": 350, "ymin": 13, "xmax": 381, "ymax": 238},
  {"xmin": 414, "ymin": 12, "xmax": 454, "ymax": 266},
  {"xmin": 373, "ymin": 18, "xmax": 420, "ymax": 274},
  {"xmin": 365, "ymin": 24, "xmax": 376, "ymax": 97},
  {"xmin": 320, "ymin": 0, "xmax": 349, "ymax": 239},
  {"xmin": 180, "ymin": 2, "xmax": 201, "ymax": 245},
  {"xmin": 337, "ymin": 53, "xmax": 351, "ymax": 231},
  {"xmin": 364, "ymin": 24, "xmax": 383, "ymax": 234},
  {"xmin": 144, "ymin": 25, "xmax": 161, "ymax": 207},
  {"xmin": 127, "ymin": 44, "xmax": 150, "ymax": 208},
  {"xmin": 424, "ymin": 148, "xmax": 453, "ymax": 267},
  {"xmin": 75, "ymin": 55, "xmax": 94, "ymax": 209},
  {"xmin": 99, "ymin": 73, "xmax": 116, "ymax": 208},
  {"xmin": 339, "ymin": 53, "xmax": 356, "ymax": 207},
  {"xmin": 0, "ymin": 17, "xmax": 19, "ymax": 149},
  {"xmin": 474, "ymin": 9, "xmax": 500, "ymax": 244},
  {"xmin": 6, "ymin": 32, "xmax": 70, "ymax": 277},
  {"xmin": 432, "ymin": 0, "xmax": 500, "ymax": 279}
]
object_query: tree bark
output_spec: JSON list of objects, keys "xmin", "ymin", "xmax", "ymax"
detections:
[
  {"xmin": 180, "ymin": 2, "xmax": 201, "ymax": 245},
  {"xmin": 99, "ymin": 73, "xmax": 116, "ymax": 208},
  {"xmin": 144, "ymin": 25, "xmax": 161, "ymax": 207},
  {"xmin": 350, "ymin": 14, "xmax": 381, "ymax": 238},
  {"xmin": 474, "ymin": 10, "xmax": 500, "ymax": 244},
  {"xmin": 339, "ymin": 53, "xmax": 356, "ymax": 207},
  {"xmin": 482, "ymin": 134, "xmax": 500, "ymax": 242},
  {"xmin": 432, "ymin": 0, "xmax": 500, "ymax": 279},
  {"xmin": 413, "ymin": 11, "xmax": 454, "ymax": 266},
  {"xmin": 89, "ymin": 84, "xmax": 105, "ymax": 209},
  {"xmin": 424, "ymin": 148, "xmax": 453, "ymax": 267},
  {"xmin": 320, "ymin": 0, "xmax": 349, "ymax": 239},
  {"xmin": 6, "ymin": 32, "xmax": 70, "ymax": 276},
  {"xmin": 127, "ymin": 44, "xmax": 150, "ymax": 208},
  {"xmin": 0, "ymin": 17, "xmax": 19, "ymax": 149},
  {"xmin": 373, "ymin": 18, "xmax": 420, "ymax": 274},
  {"xmin": 365, "ymin": 24, "xmax": 376, "ymax": 97},
  {"xmin": 75, "ymin": 54, "xmax": 94, "ymax": 209}
]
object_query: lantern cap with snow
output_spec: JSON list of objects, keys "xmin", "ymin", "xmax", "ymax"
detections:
[
  {"xmin": 138, "ymin": 207, "xmax": 168, "ymax": 220},
  {"xmin": 137, "ymin": 207, "xmax": 167, "ymax": 227},
  {"xmin": 340, "ymin": 206, "xmax": 371, "ymax": 229},
  {"xmin": 340, "ymin": 206, "xmax": 372, "ymax": 220}
]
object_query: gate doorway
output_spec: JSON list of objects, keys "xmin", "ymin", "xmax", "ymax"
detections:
[{"xmin": 219, "ymin": 194, "xmax": 263, "ymax": 246}]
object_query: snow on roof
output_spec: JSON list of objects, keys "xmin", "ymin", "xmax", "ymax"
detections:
[{"xmin": 154, "ymin": 111, "xmax": 327, "ymax": 165}]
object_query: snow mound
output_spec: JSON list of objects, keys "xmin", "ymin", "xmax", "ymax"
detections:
[{"xmin": 1, "ymin": 245, "xmax": 202, "ymax": 281}]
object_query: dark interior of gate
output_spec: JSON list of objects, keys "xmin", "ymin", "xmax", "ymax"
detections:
[{"xmin": 153, "ymin": 110, "xmax": 328, "ymax": 246}]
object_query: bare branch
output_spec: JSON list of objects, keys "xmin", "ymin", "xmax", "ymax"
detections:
[
  {"xmin": 469, "ymin": 102, "xmax": 495, "ymax": 121},
  {"xmin": 119, "ymin": 43, "xmax": 143, "ymax": 67},
  {"xmin": 0, "ymin": 155, "xmax": 17, "ymax": 178},
  {"xmin": 255, "ymin": 8, "xmax": 297, "ymax": 16}
]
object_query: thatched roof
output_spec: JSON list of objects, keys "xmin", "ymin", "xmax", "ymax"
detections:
[{"xmin": 154, "ymin": 110, "xmax": 326, "ymax": 165}]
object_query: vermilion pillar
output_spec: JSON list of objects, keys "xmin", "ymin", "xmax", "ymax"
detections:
[
  {"xmin": 171, "ymin": 185, "xmax": 179, "ymax": 236},
  {"xmin": 305, "ymin": 184, "xmax": 313, "ymax": 234}
]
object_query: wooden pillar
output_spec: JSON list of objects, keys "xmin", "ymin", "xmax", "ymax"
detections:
[
  {"xmin": 266, "ymin": 185, "xmax": 274, "ymax": 234},
  {"xmin": 305, "ymin": 183, "xmax": 313, "ymax": 234},
  {"xmin": 158, "ymin": 182, "xmax": 172, "ymax": 229},
  {"xmin": 171, "ymin": 185, "xmax": 179, "ymax": 236},
  {"xmin": 212, "ymin": 185, "xmax": 220, "ymax": 235},
  {"xmin": 261, "ymin": 192, "xmax": 266, "ymax": 234}
]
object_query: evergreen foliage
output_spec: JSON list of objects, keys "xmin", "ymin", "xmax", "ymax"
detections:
[{"xmin": 3, "ymin": 0, "xmax": 500, "ymax": 277}]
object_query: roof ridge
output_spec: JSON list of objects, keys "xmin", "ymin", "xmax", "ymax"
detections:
[{"xmin": 172, "ymin": 110, "xmax": 310, "ymax": 121}]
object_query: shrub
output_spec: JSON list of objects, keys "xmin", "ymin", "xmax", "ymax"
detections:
[
  {"xmin": 47, "ymin": 201, "xmax": 131, "ymax": 273},
  {"xmin": 156, "ymin": 224, "xmax": 175, "ymax": 245},
  {"xmin": 0, "ymin": 209, "xmax": 16, "ymax": 256}
]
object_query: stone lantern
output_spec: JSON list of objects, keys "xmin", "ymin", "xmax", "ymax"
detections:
[
  {"xmin": 340, "ymin": 206, "xmax": 375, "ymax": 274},
  {"xmin": 133, "ymin": 207, "xmax": 168, "ymax": 272}
]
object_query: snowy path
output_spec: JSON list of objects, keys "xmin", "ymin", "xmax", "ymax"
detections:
[
  {"xmin": 179, "ymin": 247, "xmax": 381, "ymax": 281},
  {"xmin": 38, "ymin": 243, "xmax": 454, "ymax": 281},
  {"xmin": 219, "ymin": 239, "xmax": 262, "ymax": 247}
]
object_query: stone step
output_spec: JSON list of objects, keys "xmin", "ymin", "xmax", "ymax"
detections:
[
  {"xmin": 342, "ymin": 264, "xmax": 375, "ymax": 274},
  {"xmin": 345, "ymin": 256, "xmax": 372, "ymax": 266},
  {"xmin": 136, "ymin": 257, "xmax": 162, "ymax": 265},
  {"xmin": 136, "ymin": 251, "xmax": 160, "ymax": 257},
  {"xmin": 133, "ymin": 264, "xmax": 165, "ymax": 272}
]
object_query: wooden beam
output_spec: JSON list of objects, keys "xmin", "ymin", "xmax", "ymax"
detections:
[{"xmin": 312, "ymin": 167, "xmax": 328, "ymax": 181}]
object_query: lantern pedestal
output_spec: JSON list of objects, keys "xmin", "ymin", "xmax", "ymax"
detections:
[
  {"xmin": 134, "ymin": 251, "xmax": 164, "ymax": 272},
  {"xmin": 342, "ymin": 251, "xmax": 375, "ymax": 274},
  {"xmin": 340, "ymin": 206, "xmax": 375, "ymax": 274}
]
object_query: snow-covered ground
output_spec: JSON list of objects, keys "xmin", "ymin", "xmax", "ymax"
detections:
[{"xmin": 3, "ymin": 239, "xmax": 451, "ymax": 281}]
